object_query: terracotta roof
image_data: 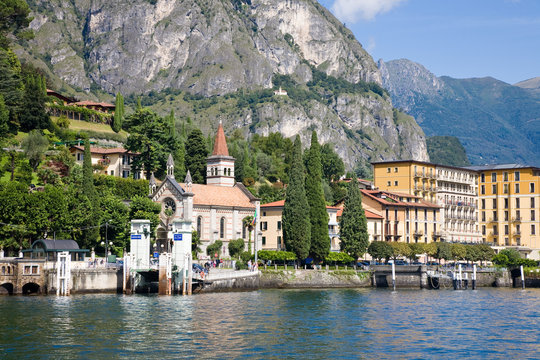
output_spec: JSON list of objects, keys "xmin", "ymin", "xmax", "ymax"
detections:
[
  {"xmin": 261, "ymin": 200, "xmax": 285, "ymax": 207},
  {"xmin": 360, "ymin": 189, "xmax": 439, "ymax": 209},
  {"xmin": 180, "ymin": 183, "xmax": 255, "ymax": 208},
  {"xmin": 71, "ymin": 145, "xmax": 132, "ymax": 155},
  {"xmin": 365, "ymin": 210, "xmax": 383, "ymax": 219},
  {"xmin": 212, "ymin": 122, "xmax": 229, "ymax": 156},
  {"xmin": 72, "ymin": 100, "xmax": 115, "ymax": 108}
]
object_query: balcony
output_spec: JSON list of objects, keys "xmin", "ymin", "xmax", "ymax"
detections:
[
  {"xmin": 513, "ymin": 231, "xmax": 521, "ymax": 237},
  {"xmin": 413, "ymin": 230, "xmax": 423, "ymax": 237},
  {"xmin": 512, "ymin": 217, "xmax": 521, "ymax": 222},
  {"xmin": 98, "ymin": 158, "xmax": 111, "ymax": 166}
]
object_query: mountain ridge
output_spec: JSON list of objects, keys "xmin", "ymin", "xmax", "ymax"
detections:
[{"xmin": 379, "ymin": 58, "xmax": 540, "ymax": 165}]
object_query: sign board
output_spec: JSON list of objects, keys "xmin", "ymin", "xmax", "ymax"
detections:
[
  {"xmin": 173, "ymin": 233, "xmax": 183, "ymax": 241},
  {"xmin": 153, "ymin": 252, "xmax": 159, "ymax": 258},
  {"xmin": 131, "ymin": 234, "xmax": 142, "ymax": 240}
]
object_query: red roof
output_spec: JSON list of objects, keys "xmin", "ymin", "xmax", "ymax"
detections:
[
  {"xmin": 70, "ymin": 146, "xmax": 135, "ymax": 155},
  {"xmin": 212, "ymin": 122, "xmax": 229, "ymax": 156},
  {"xmin": 180, "ymin": 183, "xmax": 255, "ymax": 208},
  {"xmin": 71, "ymin": 100, "xmax": 115, "ymax": 108},
  {"xmin": 360, "ymin": 189, "xmax": 439, "ymax": 208},
  {"xmin": 261, "ymin": 200, "xmax": 285, "ymax": 208}
]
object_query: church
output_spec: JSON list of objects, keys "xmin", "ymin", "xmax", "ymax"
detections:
[{"xmin": 149, "ymin": 122, "xmax": 261, "ymax": 258}]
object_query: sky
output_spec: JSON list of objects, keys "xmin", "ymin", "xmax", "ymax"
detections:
[{"xmin": 318, "ymin": 0, "xmax": 540, "ymax": 84}]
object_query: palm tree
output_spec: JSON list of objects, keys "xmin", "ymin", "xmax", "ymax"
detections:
[{"xmin": 243, "ymin": 216, "xmax": 254, "ymax": 254}]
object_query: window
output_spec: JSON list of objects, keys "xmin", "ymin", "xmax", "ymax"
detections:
[
  {"xmin": 492, "ymin": 199, "xmax": 497, "ymax": 208},
  {"xmin": 277, "ymin": 221, "xmax": 282, "ymax": 230},
  {"xmin": 515, "ymin": 183, "xmax": 520, "ymax": 194},
  {"xmin": 262, "ymin": 236, "xmax": 266, "ymax": 246},
  {"xmin": 493, "ymin": 225, "xmax": 498, "ymax": 235},
  {"xmin": 394, "ymin": 167, "xmax": 398, "ymax": 173},
  {"xmin": 481, "ymin": 199, "xmax": 485, "ymax": 209},
  {"xmin": 492, "ymin": 184, "xmax": 497, "ymax": 194},
  {"xmin": 491, "ymin": 173, "xmax": 497, "ymax": 182},
  {"xmin": 531, "ymin": 183, "xmax": 536, "ymax": 193},
  {"xmin": 387, "ymin": 181, "xmax": 391, "ymax": 186},
  {"xmin": 110, "ymin": 170, "xmax": 114, "ymax": 176},
  {"xmin": 532, "ymin": 210, "xmax": 536, "ymax": 221},
  {"xmin": 482, "ymin": 225, "xmax": 486, "ymax": 235},
  {"xmin": 424, "ymin": 209, "xmax": 427, "ymax": 221},
  {"xmin": 493, "ymin": 211, "xmax": 497, "ymax": 221},
  {"xmin": 122, "ymin": 170, "xmax": 129, "ymax": 178},
  {"xmin": 504, "ymin": 211, "xmax": 508, "ymax": 221},
  {"xmin": 394, "ymin": 181, "xmax": 398, "ymax": 186},
  {"xmin": 481, "ymin": 185, "xmax": 485, "ymax": 195},
  {"xmin": 532, "ymin": 225, "xmax": 536, "ymax": 235},
  {"xmin": 481, "ymin": 173, "xmax": 485, "ymax": 183},
  {"xmin": 516, "ymin": 198, "xmax": 520, "ymax": 208},
  {"xmin": 515, "ymin": 171, "xmax": 520, "ymax": 181},
  {"xmin": 220, "ymin": 217, "xmax": 225, "ymax": 238},
  {"xmin": 387, "ymin": 167, "xmax": 391, "ymax": 173},
  {"xmin": 516, "ymin": 210, "xmax": 521, "ymax": 220},
  {"xmin": 260, "ymin": 222, "xmax": 268, "ymax": 231},
  {"xmin": 277, "ymin": 236, "xmax": 282, "ymax": 249},
  {"xmin": 262, "ymin": 211, "xmax": 266, "ymax": 216},
  {"xmin": 503, "ymin": 172, "xmax": 508, "ymax": 181},
  {"xmin": 504, "ymin": 198, "xmax": 508, "ymax": 209},
  {"xmin": 503, "ymin": 184, "xmax": 509, "ymax": 194},
  {"xmin": 77, "ymin": 153, "xmax": 83, "ymax": 161},
  {"xmin": 197, "ymin": 216, "xmax": 202, "ymax": 236},
  {"xmin": 504, "ymin": 225, "xmax": 509, "ymax": 235},
  {"xmin": 433, "ymin": 210, "xmax": 437, "ymax": 222},
  {"xmin": 532, "ymin": 197, "xmax": 536, "ymax": 208},
  {"xmin": 395, "ymin": 209, "xmax": 398, "ymax": 221}
]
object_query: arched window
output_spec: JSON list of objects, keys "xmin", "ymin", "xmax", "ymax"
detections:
[
  {"xmin": 242, "ymin": 223, "xmax": 246, "ymax": 239},
  {"xmin": 227, "ymin": 168, "xmax": 231, "ymax": 176},
  {"xmin": 197, "ymin": 216, "xmax": 202, "ymax": 236},
  {"xmin": 220, "ymin": 217, "xmax": 225, "ymax": 239}
]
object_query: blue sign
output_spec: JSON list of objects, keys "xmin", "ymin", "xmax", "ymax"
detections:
[
  {"xmin": 174, "ymin": 233, "xmax": 183, "ymax": 241},
  {"xmin": 153, "ymin": 252, "xmax": 159, "ymax": 258},
  {"xmin": 131, "ymin": 234, "xmax": 142, "ymax": 240}
]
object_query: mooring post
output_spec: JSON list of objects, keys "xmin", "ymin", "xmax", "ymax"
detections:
[
  {"xmin": 472, "ymin": 264, "xmax": 477, "ymax": 290},
  {"xmin": 520, "ymin": 265, "xmax": 525, "ymax": 289},
  {"xmin": 452, "ymin": 271, "xmax": 457, "ymax": 290},
  {"xmin": 458, "ymin": 264, "xmax": 462, "ymax": 290},
  {"xmin": 392, "ymin": 261, "xmax": 396, "ymax": 291}
]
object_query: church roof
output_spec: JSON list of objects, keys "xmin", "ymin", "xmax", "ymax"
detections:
[
  {"xmin": 149, "ymin": 172, "xmax": 156, "ymax": 185},
  {"xmin": 184, "ymin": 170, "xmax": 192, "ymax": 184},
  {"xmin": 211, "ymin": 122, "xmax": 229, "ymax": 156},
  {"xmin": 179, "ymin": 183, "xmax": 255, "ymax": 208},
  {"xmin": 167, "ymin": 153, "xmax": 174, "ymax": 166}
]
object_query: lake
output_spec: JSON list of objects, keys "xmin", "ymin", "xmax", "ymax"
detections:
[{"xmin": 1, "ymin": 288, "xmax": 539, "ymax": 359}]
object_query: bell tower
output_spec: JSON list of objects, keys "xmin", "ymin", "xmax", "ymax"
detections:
[{"xmin": 206, "ymin": 121, "xmax": 235, "ymax": 187}]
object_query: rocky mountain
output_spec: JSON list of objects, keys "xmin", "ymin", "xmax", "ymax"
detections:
[
  {"xmin": 16, "ymin": 0, "xmax": 429, "ymax": 169},
  {"xmin": 379, "ymin": 59, "xmax": 540, "ymax": 165},
  {"xmin": 515, "ymin": 77, "xmax": 540, "ymax": 93}
]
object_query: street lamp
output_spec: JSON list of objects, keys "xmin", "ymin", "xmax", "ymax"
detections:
[{"xmin": 100, "ymin": 240, "xmax": 113, "ymax": 258}]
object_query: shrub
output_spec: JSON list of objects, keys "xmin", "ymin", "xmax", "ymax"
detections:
[
  {"xmin": 206, "ymin": 240, "xmax": 223, "ymax": 258},
  {"xmin": 240, "ymin": 251, "xmax": 254, "ymax": 263},
  {"xmin": 324, "ymin": 252, "xmax": 354, "ymax": 264},
  {"xmin": 257, "ymin": 250, "xmax": 297, "ymax": 263},
  {"xmin": 228, "ymin": 238, "xmax": 245, "ymax": 259}
]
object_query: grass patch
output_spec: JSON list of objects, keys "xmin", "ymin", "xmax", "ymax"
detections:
[{"xmin": 67, "ymin": 119, "xmax": 129, "ymax": 137}]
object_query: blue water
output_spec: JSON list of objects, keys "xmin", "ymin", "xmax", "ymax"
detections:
[{"xmin": 1, "ymin": 288, "xmax": 539, "ymax": 359}]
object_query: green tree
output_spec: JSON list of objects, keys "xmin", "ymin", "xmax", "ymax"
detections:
[
  {"xmin": 0, "ymin": 94, "xmax": 8, "ymax": 138},
  {"xmin": 477, "ymin": 244, "xmax": 495, "ymax": 265},
  {"xmin": 339, "ymin": 177, "xmax": 369, "ymax": 259},
  {"xmin": 99, "ymin": 194, "xmax": 130, "ymax": 253},
  {"xmin": 320, "ymin": 143, "xmax": 345, "ymax": 182},
  {"xmin": 80, "ymin": 138, "xmax": 99, "ymax": 246},
  {"xmin": 21, "ymin": 129, "xmax": 48, "ymax": 171},
  {"xmin": 206, "ymin": 240, "xmax": 223, "ymax": 258},
  {"xmin": 282, "ymin": 135, "xmax": 310, "ymax": 261},
  {"xmin": 305, "ymin": 131, "xmax": 329, "ymax": 262},
  {"xmin": 126, "ymin": 108, "xmax": 178, "ymax": 179},
  {"xmin": 0, "ymin": 48, "xmax": 23, "ymax": 132},
  {"xmin": 19, "ymin": 73, "xmax": 50, "ymax": 131},
  {"xmin": 451, "ymin": 243, "xmax": 467, "ymax": 261},
  {"xmin": 390, "ymin": 242, "xmax": 411, "ymax": 260},
  {"xmin": 129, "ymin": 195, "xmax": 161, "ymax": 240},
  {"xmin": 184, "ymin": 128, "xmax": 208, "ymax": 184},
  {"xmin": 368, "ymin": 241, "xmax": 393, "ymax": 262},
  {"xmin": 192, "ymin": 230, "xmax": 202, "ymax": 258},
  {"xmin": 242, "ymin": 215, "xmax": 254, "ymax": 254},
  {"xmin": 0, "ymin": 0, "xmax": 33, "ymax": 48},
  {"xmin": 111, "ymin": 92, "xmax": 124, "ymax": 133},
  {"xmin": 436, "ymin": 242, "xmax": 452, "ymax": 262},
  {"xmin": 408, "ymin": 243, "xmax": 425, "ymax": 262},
  {"xmin": 228, "ymin": 238, "xmax": 245, "ymax": 259}
]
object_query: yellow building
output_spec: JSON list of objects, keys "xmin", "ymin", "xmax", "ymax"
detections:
[
  {"xmin": 373, "ymin": 160, "xmax": 481, "ymax": 243},
  {"xmin": 70, "ymin": 146, "xmax": 146, "ymax": 179},
  {"xmin": 358, "ymin": 189, "xmax": 441, "ymax": 244},
  {"xmin": 468, "ymin": 164, "xmax": 540, "ymax": 259}
]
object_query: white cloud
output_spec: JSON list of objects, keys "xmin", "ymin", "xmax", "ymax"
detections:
[{"xmin": 331, "ymin": 0, "xmax": 406, "ymax": 23}]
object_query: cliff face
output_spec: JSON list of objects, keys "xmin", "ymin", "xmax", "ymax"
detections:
[
  {"xmin": 380, "ymin": 58, "xmax": 540, "ymax": 165},
  {"xmin": 19, "ymin": 0, "xmax": 429, "ymax": 168}
]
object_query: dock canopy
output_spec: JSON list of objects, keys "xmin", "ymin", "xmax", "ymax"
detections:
[{"xmin": 23, "ymin": 239, "xmax": 89, "ymax": 261}]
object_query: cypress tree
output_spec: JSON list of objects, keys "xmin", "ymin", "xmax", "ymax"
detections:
[
  {"xmin": 81, "ymin": 137, "xmax": 99, "ymax": 247},
  {"xmin": 305, "ymin": 131, "xmax": 329, "ymax": 261},
  {"xmin": 282, "ymin": 135, "xmax": 310, "ymax": 261},
  {"xmin": 19, "ymin": 74, "xmax": 50, "ymax": 131},
  {"xmin": 339, "ymin": 177, "xmax": 369, "ymax": 259},
  {"xmin": 185, "ymin": 128, "xmax": 208, "ymax": 184},
  {"xmin": 0, "ymin": 94, "xmax": 8, "ymax": 139},
  {"xmin": 111, "ymin": 92, "xmax": 124, "ymax": 133}
]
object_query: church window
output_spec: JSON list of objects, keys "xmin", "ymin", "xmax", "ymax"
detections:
[
  {"xmin": 197, "ymin": 216, "xmax": 202, "ymax": 236},
  {"xmin": 227, "ymin": 168, "xmax": 231, "ymax": 176},
  {"xmin": 163, "ymin": 198, "xmax": 176, "ymax": 214},
  {"xmin": 220, "ymin": 217, "xmax": 225, "ymax": 238}
]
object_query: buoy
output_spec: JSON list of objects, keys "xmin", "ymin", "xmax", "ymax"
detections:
[{"xmin": 472, "ymin": 264, "xmax": 477, "ymax": 290}]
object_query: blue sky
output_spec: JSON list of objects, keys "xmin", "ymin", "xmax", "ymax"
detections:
[{"xmin": 318, "ymin": 0, "xmax": 540, "ymax": 84}]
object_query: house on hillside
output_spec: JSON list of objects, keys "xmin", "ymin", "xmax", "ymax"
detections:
[{"xmin": 70, "ymin": 146, "xmax": 146, "ymax": 179}]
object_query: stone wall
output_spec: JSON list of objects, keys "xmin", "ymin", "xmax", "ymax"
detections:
[
  {"xmin": 47, "ymin": 268, "xmax": 122, "ymax": 294},
  {"xmin": 259, "ymin": 269, "xmax": 371, "ymax": 289}
]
